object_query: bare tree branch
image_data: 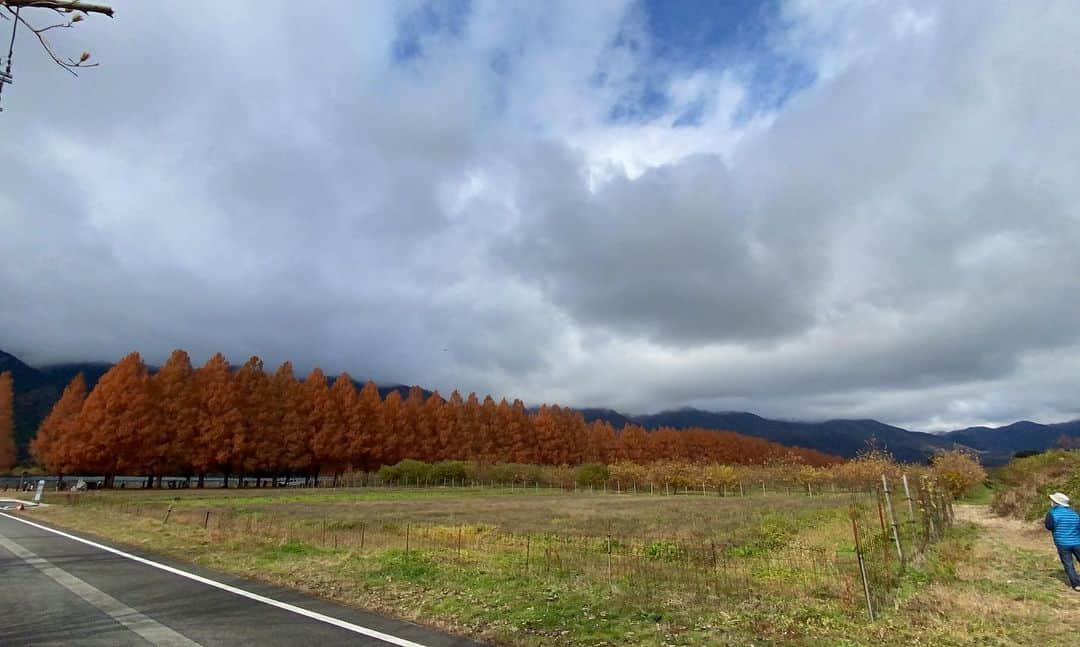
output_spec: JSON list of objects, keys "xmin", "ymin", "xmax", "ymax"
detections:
[
  {"xmin": 0, "ymin": 1, "xmax": 113, "ymax": 18},
  {"xmin": 2, "ymin": 3, "xmax": 105, "ymax": 76}
]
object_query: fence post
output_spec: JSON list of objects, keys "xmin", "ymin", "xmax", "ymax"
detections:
[
  {"xmin": 525, "ymin": 535, "xmax": 531, "ymax": 575},
  {"xmin": 405, "ymin": 523, "xmax": 411, "ymax": 554},
  {"xmin": 360, "ymin": 522, "xmax": 366, "ymax": 550},
  {"xmin": 918, "ymin": 481, "xmax": 934, "ymax": 544},
  {"xmin": 606, "ymin": 535, "xmax": 613, "ymax": 584},
  {"xmin": 881, "ymin": 475, "xmax": 904, "ymax": 566},
  {"xmin": 850, "ymin": 495, "xmax": 875, "ymax": 621},
  {"xmin": 163, "ymin": 504, "xmax": 173, "ymax": 524},
  {"xmin": 901, "ymin": 473, "xmax": 916, "ymax": 529},
  {"xmin": 202, "ymin": 510, "xmax": 210, "ymax": 529}
]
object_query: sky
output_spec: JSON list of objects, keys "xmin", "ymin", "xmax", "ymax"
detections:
[{"xmin": 2, "ymin": 0, "xmax": 1079, "ymax": 431}]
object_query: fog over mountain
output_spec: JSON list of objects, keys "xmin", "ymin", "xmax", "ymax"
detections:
[{"xmin": 3, "ymin": 1, "xmax": 1079, "ymax": 430}]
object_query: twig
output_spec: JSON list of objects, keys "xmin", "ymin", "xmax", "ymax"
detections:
[{"xmin": 2, "ymin": 5, "xmax": 97, "ymax": 75}]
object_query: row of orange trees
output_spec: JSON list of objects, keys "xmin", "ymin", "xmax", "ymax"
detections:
[{"xmin": 28, "ymin": 350, "xmax": 838, "ymax": 486}]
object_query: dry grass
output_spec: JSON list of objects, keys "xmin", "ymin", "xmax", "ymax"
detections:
[{"xmin": 17, "ymin": 488, "xmax": 1036, "ymax": 647}]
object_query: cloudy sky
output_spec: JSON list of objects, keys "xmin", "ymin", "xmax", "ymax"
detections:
[{"xmin": 2, "ymin": 1, "xmax": 1079, "ymax": 430}]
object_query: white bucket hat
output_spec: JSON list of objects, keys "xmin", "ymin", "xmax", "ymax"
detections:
[{"xmin": 1050, "ymin": 492, "xmax": 1070, "ymax": 506}]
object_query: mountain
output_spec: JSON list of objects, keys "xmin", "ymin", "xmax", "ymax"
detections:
[
  {"xmin": 942, "ymin": 420, "xmax": 1080, "ymax": 464},
  {"xmin": 575, "ymin": 408, "xmax": 638, "ymax": 429},
  {"xmin": 619, "ymin": 409, "xmax": 959, "ymax": 463}
]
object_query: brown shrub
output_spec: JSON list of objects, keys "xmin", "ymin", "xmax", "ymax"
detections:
[{"xmin": 930, "ymin": 449, "xmax": 987, "ymax": 498}]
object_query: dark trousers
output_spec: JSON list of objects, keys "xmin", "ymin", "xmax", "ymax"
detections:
[{"xmin": 1057, "ymin": 545, "xmax": 1080, "ymax": 587}]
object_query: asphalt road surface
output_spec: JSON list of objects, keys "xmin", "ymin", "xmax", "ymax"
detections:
[{"xmin": 0, "ymin": 511, "xmax": 487, "ymax": 646}]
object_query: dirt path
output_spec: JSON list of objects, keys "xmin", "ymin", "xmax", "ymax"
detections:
[
  {"xmin": 954, "ymin": 504, "xmax": 1058, "ymax": 552},
  {"xmin": 952, "ymin": 504, "xmax": 1080, "ymax": 634}
]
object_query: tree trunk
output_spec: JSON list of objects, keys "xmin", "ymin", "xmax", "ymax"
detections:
[
  {"xmin": 222, "ymin": 469, "xmax": 231, "ymax": 489},
  {"xmin": 197, "ymin": 473, "xmax": 205, "ymax": 489}
]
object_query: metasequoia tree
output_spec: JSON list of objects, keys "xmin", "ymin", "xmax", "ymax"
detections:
[
  {"xmin": 298, "ymin": 368, "xmax": 330, "ymax": 484},
  {"xmin": 232, "ymin": 356, "xmax": 269, "ymax": 483},
  {"xmin": 435, "ymin": 390, "xmax": 463, "ymax": 460},
  {"xmin": 0, "ymin": 1, "xmax": 114, "ymax": 110},
  {"xmin": 152, "ymin": 350, "xmax": 198, "ymax": 484},
  {"xmin": 271, "ymin": 362, "xmax": 310, "ymax": 480},
  {"xmin": 27, "ymin": 348, "xmax": 845, "ymax": 483},
  {"xmin": 379, "ymin": 390, "xmax": 404, "ymax": 466},
  {"xmin": 416, "ymin": 391, "xmax": 443, "ymax": 462},
  {"xmin": 31, "ymin": 373, "xmax": 86, "ymax": 475},
  {"xmin": 75, "ymin": 352, "xmax": 154, "ymax": 487},
  {"xmin": 0, "ymin": 371, "xmax": 15, "ymax": 471},
  {"xmin": 314, "ymin": 373, "xmax": 356, "ymax": 483},
  {"xmin": 192, "ymin": 353, "xmax": 243, "ymax": 488},
  {"xmin": 348, "ymin": 380, "xmax": 382, "ymax": 471}
]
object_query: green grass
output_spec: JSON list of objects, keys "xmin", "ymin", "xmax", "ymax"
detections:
[
  {"xmin": 28, "ymin": 487, "xmax": 982, "ymax": 646},
  {"xmin": 959, "ymin": 481, "xmax": 994, "ymax": 505}
]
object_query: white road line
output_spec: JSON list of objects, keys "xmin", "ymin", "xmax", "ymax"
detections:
[
  {"xmin": 0, "ymin": 532, "xmax": 202, "ymax": 646},
  {"xmin": 0, "ymin": 512, "xmax": 432, "ymax": 647}
]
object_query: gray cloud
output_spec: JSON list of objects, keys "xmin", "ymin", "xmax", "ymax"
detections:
[{"xmin": 2, "ymin": 0, "xmax": 1079, "ymax": 429}]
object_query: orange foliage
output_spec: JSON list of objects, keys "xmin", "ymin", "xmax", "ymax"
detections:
[
  {"xmin": 0, "ymin": 372, "xmax": 16, "ymax": 472},
  {"xmin": 30, "ymin": 349, "xmax": 843, "ymax": 484},
  {"xmin": 31, "ymin": 373, "xmax": 87, "ymax": 474}
]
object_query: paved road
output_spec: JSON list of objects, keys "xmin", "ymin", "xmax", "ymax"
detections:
[{"xmin": 0, "ymin": 511, "xmax": 486, "ymax": 647}]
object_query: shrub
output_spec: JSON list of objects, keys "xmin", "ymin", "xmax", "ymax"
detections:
[
  {"xmin": 575, "ymin": 463, "xmax": 609, "ymax": 488},
  {"xmin": 831, "ymin": 450, "xmax": 907, "ymax": 490},
  {"xmin": 377, "ymin": 459, "xmax": 432, "ymax": 485},
  {"xmin": 930, "ymin": 449, "xmax": 987, "ymax": 498},
  {"xmin": 429, "ymin": 461, "xmax": 468, "ymax": 484},
  {"xmin": 991, "ymin": 450, "xmax": 1080, "ymax": 519}
]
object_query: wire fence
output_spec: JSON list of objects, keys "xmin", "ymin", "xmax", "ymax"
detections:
[{"xmin": 56, "ymin": 473, "xmax": 954, "ymax": 620}]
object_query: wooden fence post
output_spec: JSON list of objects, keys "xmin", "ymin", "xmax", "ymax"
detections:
[
  {"xmin": 606, "ymin": 535, "xmax": 613, "ymax": 584},
  {"xmin": 881, "ymin": 475, "xmax": 904, "ymax": 566},
  {"xmin": 850, "ymin": 495, "xmax": 875, "ymax": 621},
  {"xmin": 901, "ymin": 473, "xmax": 916, "ymax": 531}
]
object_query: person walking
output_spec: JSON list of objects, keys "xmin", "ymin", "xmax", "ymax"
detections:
[{"xmin": 1044, "ymin": 492, "xmax": 1080, "ymax": 591}]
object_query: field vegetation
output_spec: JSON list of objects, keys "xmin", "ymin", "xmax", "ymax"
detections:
[
  {"xmin": 991, "ymin": 449, "xmax": 1080, "ymax": 520},
  {"xmin": 24, "ymin": 452, "xmax": 971, "ymax": 647}
]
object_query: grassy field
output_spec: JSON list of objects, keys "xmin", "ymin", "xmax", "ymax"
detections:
[{"xmin": 17, "ymin": 485, "xmax": 1013, "ymax": 646}]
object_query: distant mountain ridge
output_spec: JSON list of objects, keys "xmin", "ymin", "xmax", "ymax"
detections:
[
  {"xmin": 626, "ymin": 409, "xmax": 956, "ymax": 463},
  {"xmin": 578, "ymin": 408, "xmax": 1080, "ymax": 465},
  {"xmin": 2, "ymin": 349, "xmax": 1077, "ymax": 465}
]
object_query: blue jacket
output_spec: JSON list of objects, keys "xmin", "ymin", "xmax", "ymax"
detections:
[{"xmin": 1045, "ymin": 505, "xmax": 1080, "ymax": 547}]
